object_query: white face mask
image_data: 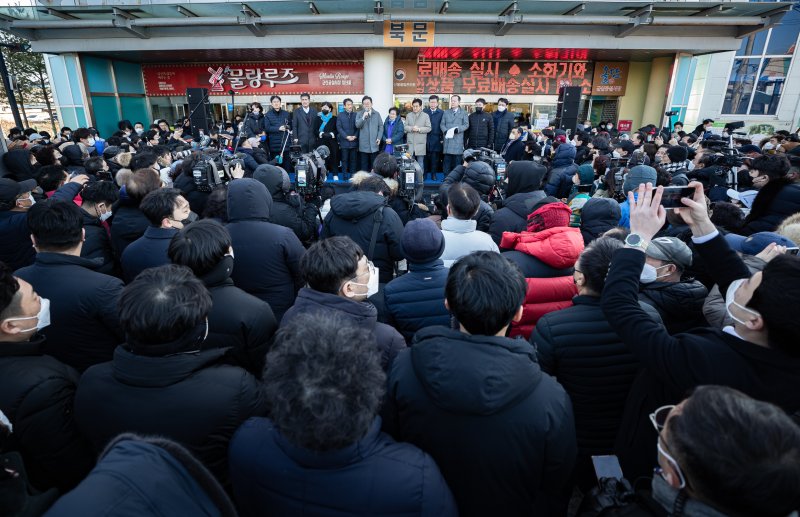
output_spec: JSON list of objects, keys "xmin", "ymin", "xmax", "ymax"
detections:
[
  {"xmin": 349, "ymin": 261, "xmax": 379, "ymax": 298},
  {"xmin": 87, "ymin": 137, "xmax": 96, "ymax": 146},
  {"xmin": 99, "ymin": 210, "xmax": 113, "ymax": 222},
  {"xmin": 763, "ymin": 142, "xmax": 775, "ymax": 150},
  {"xmin": 135, "ymin": 128, "xmax": 144, "ymax": 135},
  {"xmin": 607, "ymin": 125, "xmax": 613, "ymax": 130},
  {"xmin": 17, "ymin": 194, "xmax": 35, "ymax": 208},
  {"xmin": 640, "ymin": 263, "xmax": 669, "ymax": 284},
  {"xmin": 4, "ymin": 297, "xmax": 51, "ymax": 333},
  {"xmin": 725, "ymin": 278, "xmax": 760, "ymax": 326},
  {"xmin": 497, "ymin": 105, "xmax": 507, "ymax": 112}
]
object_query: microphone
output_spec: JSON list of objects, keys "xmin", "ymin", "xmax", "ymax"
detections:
[{"xmin": 315, "ymin": 145, "xmax": 330, "ymax": 160}]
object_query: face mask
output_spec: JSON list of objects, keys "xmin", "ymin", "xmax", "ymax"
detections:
[
  {"xmin": 654, "ymin": 155, "xmax": 662, "ymax": 164},
  {"xmin": 321, "ymin": 109, "xmax": 330, "ymax": 114},
  {"xmin": 475, "ymin": 106, "xmax": 483, "ymax": 113},
  {"xmin": 497, "ymin": 105, "xmax": 507, "ymax": 112},
  {"xmin": 17, "ymin": 194, "xmax": 35, "ymax": 208},
  {"xmin": 349, "ymin": 261, "xmax": 379, "ymax": 298},
  {"xmin": 64, "ymin": 133, "xmax": 71, "ymax": 140},
  {"xmin": 99, "ymin": 209, "xmax": 113, "ymax": 222},
  {"xmin": 135, "ymin": 128, "xmax": 144, "ymax": 135},
  {"xmin": 763, "ymin": 142, "xmax": 775, "ymax": 150},
  {"xmin": 725, "ymin": 278, "xmax": 760, "ymax": 326},
  {"xmin": 607, "ymin": 125, "xmax": 613, "ymax": 130},
  {"xmin": 640, "ymin": 263, "xmax": 669, "ymax": 284},
  {"xmin": 4, "ymin": 297, "xmax": 51, "ymax": 333},
  {"xmin": 87, "ymin": 137, "xmax": 96, "ymax": 146}
]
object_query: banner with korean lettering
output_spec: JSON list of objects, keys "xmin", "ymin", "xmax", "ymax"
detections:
[
  {"xmin": 402, "ymin": 60, "xmax": 594, "ymax": 96},
  {"xmin": 142, "ymin": 63, "xmax": 364, "ymax": 96},
  {"xmin": 591, "ymin": 62, "xmax": 629, "ymax": 96}
]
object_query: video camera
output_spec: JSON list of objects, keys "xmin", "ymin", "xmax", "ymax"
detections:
[
  {"xmin": 172, "ymin": 149, "xmax": 193, "ymax": 160},
  {"xmin": 463, "ymin": 147, "xmax": 507, "ymax": 183},
  {"xmin": 290, "ymin": 141, "xmax": 328, "ymax": 196},
  {"xmin": 703, "ymin": 136, "xmax": 744, "ymax": 169},
  {"xmin": 191, "ymin": 151, "xmax": 233, "ymax": 193},
  {"xmin": 392, "ymin": 144, "xmax": 420, "ymax": 200}
]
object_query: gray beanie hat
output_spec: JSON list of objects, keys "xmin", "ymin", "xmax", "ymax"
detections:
[{"xmin": 623, "ymin": 165, "xmax": 657, "ymax": 194}]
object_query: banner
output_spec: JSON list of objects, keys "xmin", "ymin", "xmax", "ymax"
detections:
[
  {"xmin": 394, "ymin": 60, "xmax": 593, "ymax": 96},
  {"xmin": 591, "ymin": 62, "xmax": 629, "ymax": 96},
  {"xmin": 143, "ymin": 63, "xmax": 364, "ymax": 96},
  {"xmin": 383, "ymin": 21, "xmax": 435, "ymax": 47}
]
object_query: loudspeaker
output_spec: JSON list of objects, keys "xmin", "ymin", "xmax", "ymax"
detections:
[
  {"xmin": 187, "ymin": 88, "xmax": 212, "ymax": 139},
  {"xmin": 555, "ymin": 86, "xmax": 581, "ymax": 133}
]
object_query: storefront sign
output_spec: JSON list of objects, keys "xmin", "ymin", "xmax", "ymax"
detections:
[
  {"xmin": 142, "ymin": 63, "xmax": 364, "ymax": 96},
  {"xmin": 591, "ymin": 62, "xmax": 629, "ymax": 96},
  {"xmin": 383, "ymin": 21, "xmax": 435, "ymax": 47},
  {"xmin": 617, "ymin": 120, "xmax": 633, "ymax": 132},
  {"xmin": 394, "ymin": 60, "xmax": 594, "ymax": 96}
]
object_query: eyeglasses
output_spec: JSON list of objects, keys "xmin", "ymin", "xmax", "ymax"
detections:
[
  {"xmin": 649, "ymin": 405, "xmax": 675, "ymax": 433},
  {"xmin": 656, "ymin": 439, "xmax": 687, "ymax": 489},
  {"xmin": 650, "ymin": 405, "xmax": 689, "ymax": 489}
]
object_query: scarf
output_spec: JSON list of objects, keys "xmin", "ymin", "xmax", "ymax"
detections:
[{"xmin": 318, "ymin": 111, "xmax": 333, "ymax": 132}]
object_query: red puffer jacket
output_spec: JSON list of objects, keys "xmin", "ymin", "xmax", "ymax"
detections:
[{"xmin": 501, "ymin": 226, "xmax": 584, "ymax": 339}]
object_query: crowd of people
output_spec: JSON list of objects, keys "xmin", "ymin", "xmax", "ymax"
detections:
[{"xmin": 1, "ymin": 100, "xmax": 800, "ymax": 517}]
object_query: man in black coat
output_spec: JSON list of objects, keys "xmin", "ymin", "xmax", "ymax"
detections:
[
  {"xmin": 79, "ymin": 180, "xmax": 119, "ymax": 276},
  {"xmin": 384, "ymin": 251, "xmax": 576, "ymax": 517},
  {"xmin": 465, "ymin": 98, "xmax": 494, "ymax": 151},
  {"xmin": 602, "ymin": 182, "xmax": 800, "ymax": 480},
  {"xmin": 253, "ymin": 164, "xmax": 318, "ymax": 246},
  {"xmin": 121, "ymin": 188, "xmax": 191, "ymax": 283},
  {"xmin": 439, "ymin": 160, "xmax": 496, "ymax": 233},
  {"xmin": 492, "ymin": 97, "xmax": 516, "ymax": 151},
  {"xmin": 168, "ymin": 220, "xmax": 277, "ymax": 377},
  {"xmin": 291, "ymin": 93, "xmax": 317, "ymax": 153},
  {"xmin": 336, "ymin": 98, "xmax": 359, "ymax": 180},
  {"xmin": 489, "ymin": 161, "xmax": 547, "ymax": 245},
  {"xmin": 110, "ymin": 169, "xmax": 161, "ymax": 260},
  {"xmin": 74, "ymin": 265, "xmax": 268, "ymax": 486},
  {"xmin": 281, "ymin": 237, "xmax": 405, "ymax": 370},
  {"xmin": 226, "ymin": 179, "xmax": 305, "ymax": 321},
  {"xmin": 424, "ymin": 95, "xmax": 444, "ymax": 178},
  {"xmin": 579, "ymin": 197, "xmax": 622, "ymax": 246},
  {"xmin": 15, "ymin": 200, "xmax": 124, "ymax": 373},
  {"xmin": 321, "ymin": 176, "xmax": 404, "ymax": 285},
  {"xmin": 0, "ymin": 263, "xmax": 94, "ymax": 491},
  {"xmin": 264, "ymin": 95, "xmax": 292, "ymax": 162}
]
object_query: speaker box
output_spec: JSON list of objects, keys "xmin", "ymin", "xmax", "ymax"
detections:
[
  {"xmin": 186, "ymin": 88, "xmax": 212, "ymax": 139},
  {"xmin": 555, "ymin": 86, "xmax": 581, "ymax": 133}
]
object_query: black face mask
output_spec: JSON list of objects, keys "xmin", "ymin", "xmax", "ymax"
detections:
[{"xmin": 475, "ymin": 107, "xmax": 483, "ymax": 113}]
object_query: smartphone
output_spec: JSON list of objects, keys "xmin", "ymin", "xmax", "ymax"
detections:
[
  {"xmin": 592, "ymin": 455, "xmax": 624, "ymax": 483},
  {"xmin": 660, "ymin": 186, "xmax": 694, "ymax": 209},
  {"xmin": 786, "ymin": 247, "xmax": 799, "ymax": 255}
]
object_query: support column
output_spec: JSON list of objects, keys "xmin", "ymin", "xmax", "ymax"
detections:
[
  {"xmin": 642, "ymin": 56, "xmax": 674, "ymax": 128},
  {"xmin": 364, "ymin": 49, "xmax": 394, "ymax": 117}
]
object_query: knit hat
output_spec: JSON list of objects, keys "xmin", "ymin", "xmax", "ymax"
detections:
[
  {"xmin": 555, "ymin": 134, "xmax": 567, "ymax": 144},
  {"xmin": 622, "ymin": 165, "xmax": 657, "ymax": 194},
  {"xmin": 577, "ymin": 164, "xmax": 594, "ymax": 185},
  {"xmin": 527, "ymin": 201, "xmax": 572, "ymax": 232},
  {"xmin": 402, "ymin": 218, "xmax": 445, "ymax": 263}
]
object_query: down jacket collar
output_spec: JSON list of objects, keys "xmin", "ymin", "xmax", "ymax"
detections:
[{"xmin": 500, "ymin": 226, "xmax": 584, "ymax": 269}]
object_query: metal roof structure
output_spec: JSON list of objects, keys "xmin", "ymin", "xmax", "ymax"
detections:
[{"xmin": 1, "ymin": 0, "xmax": 791, "ymax": 60}]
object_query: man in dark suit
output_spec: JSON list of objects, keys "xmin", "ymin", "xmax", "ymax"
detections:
[
  {"xmin": 292, "ymin": 92, "xmax": 317, "ymax": 153},
  {"xmin": 424, "ymin": 95, "xmax": 444, "ymax": 180}
]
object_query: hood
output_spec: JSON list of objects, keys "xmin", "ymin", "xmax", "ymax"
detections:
[
  {"xmin": 506, "ymin": 161, "xmax": 546, "ymax": 196},
  {"xmin": 500, "ymin": 226, "xmax": 584, "ymax": 268},
  {"xmin": 464, "ymin": 161, "xmax": 495, "ymax": 195},
  {"xmin": 1, "ymin": 149, "xmax": 35, "ymax": 180},
  {"xmin": 62, "ymin": 144, "xmax": 85, "ymax": 166},
  {"xmin": 410, "ymin": 327, "xmax": 542, "ymax": 414},
  {"xmin": 640, "ymin": 280, "xmax": 708, "ymax": 319},
  {"xmin": 552, "ymin": 144, "xmax": 576, "ymax": 168},
  {"xmin": 580, "ymin": 197, "xmax": 622, "ymax": 237},
  {"xmin": 253, "ymin": 164, "xmax": 285, "ymax": 196},
  {"xmin": 226, "ymin": 178, "xmax": 272, "ymax": 221},
  {"xmin": 290, "ymin": 288, "xmax": 378, "ymax": 328},
  {"xmin": 350, "ymin": 170, "xmax": 399, "ymax": 195},
  {"xmin": 330, "ymin": 190, "xmax": 386, "ymax": 220},
  {"xmin": 503, "ymin": 191, "xmax": 547, "ymax": 219}
]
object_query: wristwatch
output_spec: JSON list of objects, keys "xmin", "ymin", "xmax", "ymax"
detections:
[{"xmin": 624, "ymin": 233, "xmax": 649, "ymax": 251}]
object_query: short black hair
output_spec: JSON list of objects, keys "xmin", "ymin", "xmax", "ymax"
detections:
[
  {"xmin": 498, "ymin": 97, "xmax": 509, "ymax": 105},
  {"xmin": 451, "ymin": 94, "xmax": 461, "ymax": 101},
  {"xmin": 84, "ymin": 156, "xmax": 107, "ymax": 176},
  {"xmin": 36, "ymin": 165, "xmax": 67, "ymax": 192},
  {"xmin": 0, "ymin": 262, "xmax": 21, "ymax": 320},
  {"xmin": 80, "ymin": 180, "xmax": 118, "ymax": 206},
  {"xmin": 702, "ymin": 118, "xmax": 714, "ymax": 125},
  {"xmin": 119, "ymin": 264, "xmax": 211, "ymax": 346},
  {"xmin": 125, "ymin": 170, "xmax": 161, "ymax": 203},
  {"xmin": 751, "ymin": 154, "xmax": 790, "ymax": 180},
  {"xmin": 748, "ymin": 255, "xmax": 800, "ymax": 356},
  {"xmin": 447, "ymin": 183, "xmax": 480, "ymax": 219},
  {"xmin": 27, "ymin": 199, "xmax": 84, "ymax": 252},
  {"xmin": 131, "ymin": 151, "xmax": 159, "ymax": 171},
  {"xmin": 144, "ymin": 129, "xmax": 160, "ymax": 142},
  {"xmin": 667, "ymin": 386, "xmax": 800, "ymax": 517},
  {"xmin": 73, "ymin": 128, "xmax": 91, "ymax": 142},
  {"xmin": 201, "ymin": 186, "xmax": 228, "ymax": 222},
  {"xmin": 709, "ymin": 201, "xmax": 744, "ymax": 233},
  {"xmin": 250, "ymin": 102, "xmax": 262, "ymax": 111},
  {"xmin": 300, "ymin": 236, "xmax": 363, "ymax": 294},
  {"xmin": 356, "ymin": 175, "xmax": 390, "ymax": 196},
  {"xmin": 412, "ymin": 98, "xmax": 422, "ymax": 106},
  {"xmin": 372, "ymin": 152, "xmax": 398, "ymax": 178},
  {"xmin": 300, "ymin": 93, "xmax": 310, "ymax": 100},
  {"xmin": 264, "ymin": 312, "xmax": 385, "ymax": 451},
  {"xmin": 118, "ymin": 120, "xmax": 133, "ymax": 131},
  {"xmin": 151, "ymin": 145, "xmax": 170, "ymax": 159},
  {"xmin": 674, "ymin": 121, "xmax": 684, "ymax": 127},
  {"xmin": 475, "ymin": 98, "xmax": 486, "ymax": 104},
  {"xmin": 139, "ymin": 188, "xmax": 182, "ymax": 226},
  {"xmin": 270, "ymin": 95, "xmax": 281, "ymax": 103},
  {"xmin": 388, "ymin": 107, "xmax": 398, "ymax": 115},
  {"xmin": 343, "ymin": 98, "xmax": 353, "ymax": 105},
  {"xmin": 577, "ymin": 237, "xmax": 622, "ymax": 294},
  {"xmin": 429, "ymin": 95, "xmax": 439, "ymax": 101},
  {"xmin": 60, "ymin": 127, "xmax": 72, "ymax": 135},
  {"xmin": 361, "ymin": 95, "xmax": 372, "ymax": 103},
  {"xmin": 666, "ymin": 145, "xmax": 688, "ymax": 163},
  {"xmin": 168, "ymin": 219, "xmax": 231, "ymax": 277},
  {"xmin": 446, "ymin": 251, "xmax": 527, "ymax": 335}
]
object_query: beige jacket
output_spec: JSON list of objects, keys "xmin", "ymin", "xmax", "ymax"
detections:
[{"xmin": 404, "ymin": 110, "xmax": 431, "ymax": 157}]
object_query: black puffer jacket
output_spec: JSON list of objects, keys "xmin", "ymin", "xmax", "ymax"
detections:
[
  {"xmin": 80, "ymin": 208, "xmax": 116, "ymax": 276},
  {"xmin": 201, "ymin": 257, "xmax": 278, "ymax": 377},
  {"xmin": 75, "ymin": 346, "xmax": 268, "ymax": 485},
  {"xmin": 242, "ymin": 111, "xmax": 265, "ymax": 138},
  {"xmin": 0, "ymin": 335, "xmax": 94, "ymax": 492},
  {"xmin": 439, "ymin": 163, "xmax": 496, "ymax": 233},
  {"xmin": 532, "ymin": 296, "xmax": 659, "ymax": 460},
  {"xmin": 579, "ymin": 197, "xmax": 622, "ymax": 246},
  {"xmin": 493, "ymin": 110, "xmax": 516, "ymax": 151},
  {"xmin": 638, "ymin": 280, "xmax": 708, "ymax": 334},
  {"xmin": 174, "ymin": 173, "xmax": 211, "ymax": 216},
  {"xmin": 489, "ymin": 162, "xmax": 547, "ymax": 245},
  {"xmin": 740, "ymin": 179, "xmax": 800, "ymax": 235},
  {"xmin": 253, "ymin": 164, "xmax": 318, "ymax": 245},
  {"xmin": 282, "ymin": 288, "xmax": 406, "ymax": 370},
  {"xmin": 109, "ymin": 197, "xmax": 150, "ymax": 260},
  {"xmin": 225, "ymin": 179, "xmax": 305, "ymax": 321},
  {"xmin": 384, "ymin": 327, "xmax": 576, "ymax": 517},
  {"xmin": 321, "ymin": 191, "xmax": 404, "ymax": 284},
  {"xmin": 465, "ymin": 110, "xmax": 494, "ymax": 150}
]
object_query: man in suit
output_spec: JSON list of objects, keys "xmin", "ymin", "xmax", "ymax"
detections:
[
  {"xmin": 424, "ymin": 95, "xmax": 444, "ymax": 180},
  {"xmin": 441, "ymin": 95, "xmax": 469, "ymax": 176},
  {"xmin": 292, "ymin": 92, "xmax": 317, "ymax": 153}
]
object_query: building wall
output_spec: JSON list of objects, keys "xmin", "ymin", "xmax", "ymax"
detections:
[
  {"xmin": 617, "ymin": 61, "xmax": 651, "ymax": 131},
  {"xmin": 83, "ymin": 56, "xmax": 149, "ymax": 138},
  {"xmin": 641, "ymin": 56, "xmax": 674, "ymax": 129}
]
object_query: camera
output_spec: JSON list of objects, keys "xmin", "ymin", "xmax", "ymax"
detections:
[
  {"xmin": 463, "ymin": 148, "xmax": 507, "ymax": 183},
  {"xmin": 665, "ymin": 110, "xmax": 679, "ymax": 117},
  {"xmin": 173, "ymin": 149, "xmax": 192, "ymax": 160},
  {"xmin": 392, "ymin": 144, "xmax": 419, "ymax": 200},
  {"xmin": 191, "ymin": 153, "xmax": 230, "ymax": 193},
  {"xmin": 290, "ymin": 141, "xmax": 328, "ymax": 195},
  {"xmin": 703, "ymin": 137, "xmax": 744, "ymax": 169}
]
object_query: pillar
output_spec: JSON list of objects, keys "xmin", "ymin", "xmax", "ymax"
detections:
[
  {"xmin": 364, "ymin": 49, "xmax": 394, "ymax": 117},
  {"xmin": 617, "ymin": 61, "xmax": 651, "ymax": 131},
  {"xmin": 642, "ymin": 56, "xmax": 674, "ymax": 129}
]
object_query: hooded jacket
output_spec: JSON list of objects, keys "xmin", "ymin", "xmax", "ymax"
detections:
[
  {"xmin": 225, "ymin": 179, "xmax": 305, "ymax": 320},
  {"xmin": 638, "ymin": 279, "xmax": 709, "ymax": 334},
  {"xmin": 45, "ymin": 435, "xmax": 237, "ymax": 517},
  {"xmin": 1, "ymin": 149, "xmax": 36, "ymax": 182},
  {"xmin": 75, "ymin": 346, "xmax": 268, "ymax": 486},
  {"xmin": 440, "ymin": 218, "xmax": 500, "ymax": 267},
  {"xmin": 253, "ymin": 164, "xmax": 317, "ymax": 245},
  {"xmin": 383, "ymin": 259, "xmax": 451, "ymax": 342},
  {"xmin": 501, "ymin": 227, "xmax": 583, "ymax": 339},
  {"xmin": 544, "ymin": 145, "xmax": 578, "ymax": 199},
  {"xmin": 281, "ymin": 288, "xmax": 406, "ymax": 370},
  {"xmin": 321, "ymin": 191, "xmax": 404, "ymax": 284},
  {"xmin": 229, "ymin": 417, "xmax": 457, "ymax": 517},
  {"xmin": 580, "ymin": 197, "xmax": 623, "ymax": 246},
  {"xmin": 242, "ymin": 111, "xmax": 265, "ymax": 138},
  {"xmin": 489, "ymin": 162, "xmax": 547, "ymax": 244},
  {"xmin": 384, "ymin": 327, "xmax": 576, "ymax": 517},
  {"xmin": 740, "ymin": 179, "xmax": 800, "ymax": 235}
]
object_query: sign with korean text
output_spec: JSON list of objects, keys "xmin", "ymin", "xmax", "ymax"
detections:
[
  {"xmin": 395, "ymin": 60, "xmax": 594, "ymax": 96},
  {"xmin": 383, "ymin": 21, "xmax": 435, "ymax": 47},
  {"xmin": 591, "ymin": 62, "xmax": 629, "ymax": 96},
  {"xmin": 142, "ymin": 63, "xmax": 364, "ymax": 96}
]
